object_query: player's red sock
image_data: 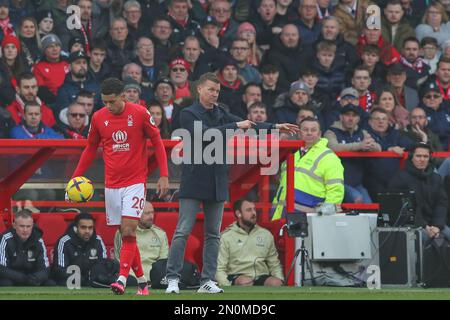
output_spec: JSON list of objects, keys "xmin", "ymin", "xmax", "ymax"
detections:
[
  {"xmin": 131, "ymin": 244, "xmax": 144, "ymax": 279},
  {"xmin": 119, "ymin": 236, "xmax": 137, "ymax": 280}
]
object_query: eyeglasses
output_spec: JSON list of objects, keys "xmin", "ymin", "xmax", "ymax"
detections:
[
  {"xmin": 69, "ymin": 113, "xmax": 86, "ymax": 118},
  {"xmin": 171, "ymin": 68, "xmax": 186, "ymax": 72},
  {"xmin": 424, "ymin": 94, "xmax": 441, "ymax": 99}
]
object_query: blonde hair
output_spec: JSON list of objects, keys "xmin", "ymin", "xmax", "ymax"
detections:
[{"xmin": 422, "ymin": 2, "xmax": 449, "ymax": 24}]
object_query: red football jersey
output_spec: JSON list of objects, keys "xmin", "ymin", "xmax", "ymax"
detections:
[{"xmin": 74, "ymin": 102, "xmax": 168, "ymax": 188}]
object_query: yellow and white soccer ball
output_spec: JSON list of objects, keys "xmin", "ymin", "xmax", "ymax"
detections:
[{"xmin": 66, "ymin": 176, "xmax": 94, "ymax": 202}]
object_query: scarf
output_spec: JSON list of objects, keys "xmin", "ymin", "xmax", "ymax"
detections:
[
  {"xmin": 219, "ymin": 19, "xmax": 230, "ymax": 37},
  {"xmin": 14, "ymin": 93, "xmax": 43, "ymax": 118},
  {"xmin": 65, "ymin": 126, "xmax": 86, "ymax": 139},
  {"xmin": 169, "ymin": 13, "xmax": 188, "ymax": 28},
  {"xmin": 20, "ymin": 123, "xmax": 44, "ymax": 138},
  {"xmin": 80, "ymin": 20, "xmax": 92, "ymax": 54},
  {"xmin": 357, "ymin": 35, "xmax": 400, "ymax": 65},
  {"xmin": 358, "ymin": 90, "xmax": 376, "ymax": 113},
  {"xmin": 217, "ymin": 71, "xmax": 241, "ymax": 90},
  {"xmin": 436, "ymin": 79, "xmax": 450, "ymax": 100},
  {"xmin": 399, "ymin": 56, "xmax": 426, "ymax": 74},
  {"xmin": 0, "ymin": 18, "xmax": 15, "ymax": 36}
]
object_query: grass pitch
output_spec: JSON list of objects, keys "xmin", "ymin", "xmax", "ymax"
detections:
[{"xmin": 1, "ymin": 286, "xmax": 450, "ymax": 300}]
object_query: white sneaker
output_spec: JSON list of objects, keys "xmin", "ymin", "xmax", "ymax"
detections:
[
  {"xmin": 165, "ymin": 278, "xmax": 180, "ymax": 294},
  {"xmin": 197, "ymin": 280, "xmax": 224, "ymax": 294}
]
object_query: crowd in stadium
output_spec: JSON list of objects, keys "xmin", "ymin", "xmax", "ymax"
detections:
[{"xmin": 0, "ymin": 0, "xmax": 450, "ymax": 290}]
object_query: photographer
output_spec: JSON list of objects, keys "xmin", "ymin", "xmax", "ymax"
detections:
[
  {"xmin": 216, "ymin": 199, "xmax": 284, "ymax": 287},
  {"xmin": 389, "ymin": 143, "xmax": 450, "ymax": 242}
]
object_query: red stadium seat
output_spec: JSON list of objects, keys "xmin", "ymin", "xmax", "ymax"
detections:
[
  {"xmin": 36, "ymin": 215, "xmax": 67, "ymax": 247},
  {"xmin": 94, "ymin": 214, "xmax": 119, "ymax": 258},
  {"xmin": 220, "ymin": 211, "xmax": 235, "ymax": 231},
  {"xmin": 0, "ymin": 217, "xmax": 6, "ymax": 233}
]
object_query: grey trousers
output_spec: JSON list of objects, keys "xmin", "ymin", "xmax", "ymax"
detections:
[{"xmin": 166, "ymin": 198, "xmax": 224, "ymax": 284}]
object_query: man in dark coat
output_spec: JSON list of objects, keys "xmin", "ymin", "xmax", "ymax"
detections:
[
  {"xmin": 164, "ymin": 72, "xmax": 298, "ymax": 294},
  {"xmin": 389, "ymin": 143, "xmax": 450, "ymax": 242},
  {"xmin": 0, "ymin": 209, "xmax": 53, "ymax": 286}
]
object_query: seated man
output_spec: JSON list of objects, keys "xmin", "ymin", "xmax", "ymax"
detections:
[
  {"xmin": 216, "ymin": 199, "xmax": 284, "ymax": 287},
  {"xmin": 52, "ymin": 212, "xmax": 116, "ymax": 287},
  {"xmin": 389, "ymin": 143, "xmax": 450, "ymax": 243},
  {"xmin": 114, "ymin": 202, "xmax": 169, "ymax": 283},
  {"xmin": 0, "ymin": 209, "xmax": 53, "ymax": 287}
]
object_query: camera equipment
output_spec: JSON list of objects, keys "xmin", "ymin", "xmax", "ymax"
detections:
[
  {"xmin": 282, "ymin": 212, "xmax": 315, "ymax": 286},
  {"xmin": 377, "ymin": 191, "xmax": 416, "ymax": 227}
]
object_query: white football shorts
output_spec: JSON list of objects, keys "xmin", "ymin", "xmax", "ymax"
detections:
[{"xmin": 104, "ymin": 183, "xmax": 146, "ymax": 225}]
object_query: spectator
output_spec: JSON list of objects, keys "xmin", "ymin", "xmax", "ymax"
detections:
[
  {"xmin": 301, "ymin": 67, "xmax": 331, "ymax": 125},
  {"xmin": 0, "ymin": 0, "xmax": 15, "ymax": 37},
  {"xmin": 424, "ymin": 57, "xmax": 450, "ymax": 104},
  {"xmin": 263, "ymin": 24, "xmax": 308, "ymax": 90},
  {"xmin": 230, "ymin": 38, "xmax": 262, "ymax": 84},
  {"xmin": 294, "ymin": 0, "xmax": 321, "ymax": 46},
  {"xmin": 389, "ymin": 143, "xmax": 450, "ymax": 243},
  {"xmin": 418, "ymin": 81, "xmax": 450, "ymax": 149},
  {"xmin": 0, "ymin": 34, "xmax": 28, "ymax": 98},
  {"xmin": 154, "ymin": 77, "xmax": 178, "ymax": 123},
  {"xmin": 399, "ymin": 37, "xmax": 430, "ymax": 89},
  {"xmin": 0, "ymin": 209, "xmax": 53, "ymax": 287},
  {"xmin": 250, "ymin": 0, "xmax": 285, "ymax": 47},
  {"xmin": 230, "ymin": 82, "xmax": 262, "ymax": 119},
  {"xmin": 316, "ymin": 0, "xmax": 332, "ymax": 21},
  {"xmin": 36, "ymin": 10, "xmax": 54, "ymax": 38},
  {"xmin": 56, "ymin": 50, "xmax": 101, "ymax": 113},
  {"xmin": 421, "ymin": 37, "xmax": 440, "ymax": 75},
  {"xmin": 315, "ymin": 15, "xmax": 359, "ymax": 74},
  {"xmin": 132, "ymin": 37, "xmax": 168, "ymax": 88},
  {"xmin": 332, "ymin": 0, "xmax": 372, "ymax": 46},
  {"xmin": 236, "ymin": 22, "xmax": 263, "ymax": 66},
  {"xmin": 260, "ymin": 64, "xmax": 283, "ymax": 121},
  {"xmin": 52, "ymin": 212, "xmax": 116, "ymax": 287},
  {"xmin": 75, "ymin": 90, "xmax": 95, "ymax": 117},
  {"xmin": 147, "ymin": 100, "xmax": 171, "ymax": 139},
  {"xmin": 123, "ymin": 0, "xmax": 148, "ymax": 41},
  {"xmin": 381, "ymin": 0, "xmax": 415, "ymax": 52},
  {"xmin": 150, "ymin": 16, "xmax": 174, "ymax": 64},
  {"xmin": 169, "ymin": 58, "xmax": 192, "ymax": 102},
  {"xmin": 0, "ymin": 108, "xmax": 14, "ymax": 138},
  {"xmin": 415, "ymin": 1, "xmax": 450, "ymax": 47},
  {"xmin": 375, "ymin": 85, "xmax": 410, "ymax": 130},
  {"xmin": 324, "ymin": 103, "xmax": 380, "ymax": 203},
  {"xmin": 66, "ymin": 36, "xmax": 85, "ymax": 54},
  {"xmin": 442, "ymin": 40, "xmax": 450, "ymax": 59},
  {"xmin": 32, "ymin": 33, "xmax": 69, "ymax": 104},
  {"xmin": 216, "ymin": 199, "xmax": 284, "ymax": 287},
  {"xmin": 9, "ymin": 101, "xmax": 63, "ymax": 139},
  {"xmin": 276, "ymin": 0, "xmax": 296, "ymax": 21},
  {"xmin": 209, "ymin": 0, "xmax": 239, "ymax": 47},
  {"xmin": 247, "ymin": 101, "xmax": 268, "ymax": 122},
  {"xmin": 272, "ymin": 116, "xmax": 344, "ymax": 219},
  {"xmin": 106, "ymin": 17, "xmax": 136, "ymax": 78},
  {"xmin": 364, "ymin": 107, "xmax": 414, "ymax": 200},
  {"xmin": 311, "ymin": 40, "xmax": 346, "ymax": 100},
  {"xmin": 57, "ymin": 101, "xmax": 89, "ymax": 139},
  {"xmin": 402, "ymin": 107, "xmax": 444, "ymax": 168},
  {"xmin": 88, "ymin": 38, "xmax": 111, "ymax": 83},
  {"xmin": 400, "ymin": 0, "xmax": 422, "ymax": 27},
  {"xmin": 121, "ymin": 62, "xmax": 153, "ymax": 102},
  {"xmin": 216, "ymin": 56, "xmax": 245, "ymax": 114},
  {"xmin": 6, "ymin": 72, "xmax": 56, "ymax": 127},
  {"xmin": 123, "ymin": 76, "xmax": 145, "ymax": 106},
  {"xmin": 358, "ymin": 44, "xmax": 387, "ymax": 92},
  {"xmin": 114, "ymin": 201, "xmax": 169, "ymax": 283},
  {"xmin": 18, "ymin": 16, "xmax": 41, "ymax": 68},
  {"xmin": 356, "ymin": 15, "xmax": 401, "ymax": 66},
  {"xmin": 351, "ymin": 65, "xmax": 377, "ymax": 113},
  {"xmin": 56, "ymin": 0, "xmax": 101, "ymax": 55},
  {"xmin": 167, "ymin": 0, "xmax": 201, "ymax": 45},
  {"xmin": 274, "ymin": 80, "xmax": 311, "ymax": 124},
  {"xmin": 198, "ymin": 15, "xmax": 226, "ymax": 64},
  {"xmin": 386, "ymin": 62, "xmax": 419, "ymax": 111},
  {"xmin": 180, "ymin": 36, "xmax": 211, "ymax": 81}
]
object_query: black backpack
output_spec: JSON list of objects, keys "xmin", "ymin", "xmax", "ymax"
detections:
[
  {"xmin": 150, "ymin": 258, "xmax": 201, "ymax": 289},
  {"xmin": 420, "ymin": 235, "xmax": 450, "ymax": 288}
]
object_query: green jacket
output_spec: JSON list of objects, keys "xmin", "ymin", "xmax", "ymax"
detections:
[
  {"xmin": 381, "ymin": 17, "xmax": 415, "ymax": 52},
  {"xmin": 216, "ymin": 222, "xmax": 284, "ymax": 286},
  {"xmin": 114, "ymin": 225, "xmax": 169, "ymax": 279}
]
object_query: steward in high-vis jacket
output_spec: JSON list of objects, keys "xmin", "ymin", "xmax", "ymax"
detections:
[{"xmin": 272, "ymin": 118, "xmax": 344, "ymax": 220}]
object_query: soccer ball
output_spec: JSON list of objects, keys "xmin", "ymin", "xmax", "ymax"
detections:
[{"xmin": 66, "ymin": 176, "xmax": 94, "ymax": 202}]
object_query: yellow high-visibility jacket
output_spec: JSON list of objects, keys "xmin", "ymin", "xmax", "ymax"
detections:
[{"xmin": 272, "ymin": 138, "xmax": 344, "ymax": 220}]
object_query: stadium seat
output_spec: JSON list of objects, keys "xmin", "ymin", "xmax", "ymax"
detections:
[
  {"xmin": 0, "ymin": 217, "xmax": 6, "ymax": 233},
  {"xmin": 94, "ymin": 214, "xmax": 119, "ymax": 258},
  {"xmin": 36, "ymin": 215, "xmax": 68, "ymax": 247},
  {"xmin": 220, "ymin": 211, "xmax": 235, "ymax": 231}
]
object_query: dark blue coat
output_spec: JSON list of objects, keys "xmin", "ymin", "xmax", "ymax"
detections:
[
  {"xmin": 10, "ymin": 123, "xmax": 63, "ymax": 139},
  {"xmin": 177, "ymin": 101, "xmax": 272, "ymax": 201},
  {"xmin": 420, "ymin": 103, "xmax": 450, "ymax": 150},
  {"xmin": 56, "ymin": 72, "xmax": 101, "ymax": 113}
]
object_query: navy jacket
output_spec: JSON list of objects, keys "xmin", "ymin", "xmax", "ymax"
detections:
[
  {"xmin": 178, "ymin": 101, "xmax": 272, "ymax": 201},
  {"xmin": 420, "ymin": 103, "xmax": 450, "ymax": 150},
  {"xmin": 56, "ymin": 72, "xmax": 101, "ymax": 113}
]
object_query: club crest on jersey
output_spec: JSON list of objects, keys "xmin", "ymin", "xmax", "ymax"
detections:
[
  {"xmin": 146, "ymin": 110, "xmax": 157, "ymax": 127},
  {"xmin": 128, "ymin": 115, "xmax": 133, "ymax": 127},
  {"xmin": 112, "ymin": 130, "xmax": 130, "ymax": 152},
  {"xmin": 104, "ymin": 120, "xmax": 109, "ymax": 127}
]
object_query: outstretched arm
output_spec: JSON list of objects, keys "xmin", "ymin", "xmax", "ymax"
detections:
[{"xmin": 72, "ymin": 118, "xmax": 101, "ymax": 178}]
